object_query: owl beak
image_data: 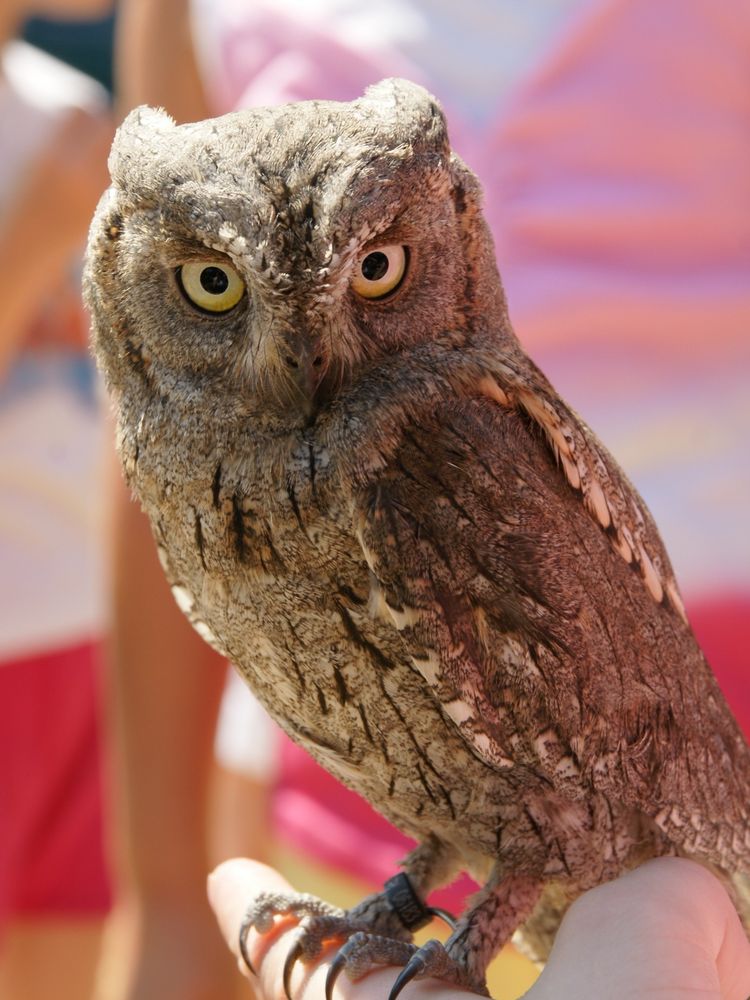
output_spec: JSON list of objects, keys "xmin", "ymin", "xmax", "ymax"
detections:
[{"xmin": 283, "ymin": 337, "xmax": 324, "ymax": 409}]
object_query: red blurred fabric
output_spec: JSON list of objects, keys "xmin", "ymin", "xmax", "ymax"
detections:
[{"xmin": 0, "ymin": 642, "xmax": 112, "ymax": 928}]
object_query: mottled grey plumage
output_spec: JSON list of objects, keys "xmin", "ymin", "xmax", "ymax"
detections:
[{"xmin": 84, "ymin": 79, "xmax": 750, "ymax": 990}]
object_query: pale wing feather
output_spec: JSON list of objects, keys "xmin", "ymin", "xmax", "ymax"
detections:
[{"xmin": 480, "ymin": 352, "xmax": 686, "ymax": 618}]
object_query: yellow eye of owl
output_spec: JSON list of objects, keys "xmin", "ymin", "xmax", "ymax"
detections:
[
  {"xmin": 177, "ymin": 261, "xmax": 245, "ymax": 313},
  {"xmin": 351, "ymin": 245, "xmax": 408, "ymax": 300}
]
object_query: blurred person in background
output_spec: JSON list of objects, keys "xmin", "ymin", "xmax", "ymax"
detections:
[
  {"xmin": 0, "ymin": 2, "xmax": 114, "ymax": 998},
  {"xmin": 103, "ymin": 1, "xmax": 750, "ymax": 999},
  {"xmin": 97, "ymin": 5, "xmax": 270, "ymax": 999}
]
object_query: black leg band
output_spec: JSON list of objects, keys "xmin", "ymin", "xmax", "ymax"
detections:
[
  {"xmin": 384, "ymin": 873, "xmax": 433, "ymax": 931},
  {"xmin": 383, "ymin": 874, "xmax": 458, "ymax": 932}
]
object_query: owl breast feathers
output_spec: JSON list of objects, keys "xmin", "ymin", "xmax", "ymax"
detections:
[{"xmin": 84, "ymin": 78, "xmax": 750, "ymax": 987}]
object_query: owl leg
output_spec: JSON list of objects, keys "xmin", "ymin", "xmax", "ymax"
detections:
[
  {"xmin": 384, "ymin": 867, "xmax": 543, "ymax": 1000},
  {"xmin": 239, "ymin": 836, "xmax": 459, "ymax": 1000}
]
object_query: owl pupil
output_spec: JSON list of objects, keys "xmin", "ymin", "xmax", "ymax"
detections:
[
  {"xmin": 200, "ymin": 267, "xmax": 229, "ymax": 295},
  {"xmin": 361, "ymin": 252, "xmax": 389, "ymax": 282}
]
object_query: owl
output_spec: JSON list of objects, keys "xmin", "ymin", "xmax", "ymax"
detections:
[{"xmin": 85, "ymin": 78, "xmax": 750, "ymax": 997}]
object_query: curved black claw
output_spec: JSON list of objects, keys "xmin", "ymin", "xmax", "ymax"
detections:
[
  {"xmin": 283, "ymin": 938, "xmax": 305, "ymax": 1000},
  {"xmin": 325, "ymin": 948, "xmax": 349, "ymax": 1000},
  {"xmin": 239, "ymin": 912, "xmax": 256, "ymax": 976},
  {"xmin": 388, "ymin": 948, "xmax": 430, "ymax": 1000}
]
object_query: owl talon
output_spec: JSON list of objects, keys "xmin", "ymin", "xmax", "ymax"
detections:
[
  {"xmin": 388, "ymin": 939, "xmax": 489, "ymax": 1000},
  {"xmin": 238, "ymin": 912, "xmax": 256, "ymax": 976},
  {"xmin": 283, "ymin": 937, "xmax": 305, "ymax": 1000},
  {"xmin": 238, "ymin": 890, "xmax": 346, "ymax": 985},
  {"xmin": 321, "ymin": 931, "xmax": 419, "ymax": 994},
  {"xmin": 325, "ymin": 949, "xmax": 348, "ymax": 1000},
  {"xmin": 388, "ymin": 950, "xmax": 427, "ymax": 1000}
]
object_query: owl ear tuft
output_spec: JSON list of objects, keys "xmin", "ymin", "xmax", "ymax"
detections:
[
  {"xmin": 108, "ymin": 105, "xmax": 177, "ymax": 193},
  {"xmin": 360, "ymin": 78, "xmax": 449, "ymax": 155}
]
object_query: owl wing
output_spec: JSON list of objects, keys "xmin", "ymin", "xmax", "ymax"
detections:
[{"xmin": 353, "ymin": 376, "xmax": 750, "ymax": 862}]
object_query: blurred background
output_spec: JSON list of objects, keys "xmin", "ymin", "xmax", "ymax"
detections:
[
  {"xmin": 0, "ymin": 2, "xmax": 747, "ymax": 999},
  {"xmin": 22, "ymin": 9, "xmax": 114, "ymax": 88}
]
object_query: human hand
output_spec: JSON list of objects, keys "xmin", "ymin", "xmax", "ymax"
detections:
[
  {"xmin": 529, "ymin": 858, "xmax": 750, "ymax": 1000},
  {"xmin": 207, "ymin": 856, "xmax": 750, "ymax": 1000}
]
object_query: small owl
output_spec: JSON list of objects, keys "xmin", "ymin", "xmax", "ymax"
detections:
[{"xmin": 85, "ymin": 79, "xmax": 750, "ymax": 995}]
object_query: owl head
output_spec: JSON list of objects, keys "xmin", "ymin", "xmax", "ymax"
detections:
[{"xmin": 85, "ymin": 78, "xmax": 508, "ymax": 428}]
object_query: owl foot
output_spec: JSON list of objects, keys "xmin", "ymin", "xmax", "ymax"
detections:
[
  {"xmin": 239, "ymin": 876, "xmax": 457, "ymax": 1000},
  {"xmin": 324, "ymin": 935, "xmax": 488, "ymax": 1000},
  {"xmin": 387, "ymin": 939, "xmax": 489, "ymax": 999},
  {"xmin": 325, "ymin": 933, "xmax": 419, "ymax": 1000},
  {"xmin": 239, "ymin": 891, "xmax": 347, "ymax": 978}
]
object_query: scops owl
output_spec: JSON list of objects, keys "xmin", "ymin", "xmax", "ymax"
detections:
[{"xmin": 84, "ymin": 79, "xmax": 750, "ymax": 995}]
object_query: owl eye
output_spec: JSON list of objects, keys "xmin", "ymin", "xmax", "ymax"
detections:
[
  {"xmin": 351, "ymin": 245, "xmax": 408, "ymax": 300},
  {"xmin": 177, "ymin": 261, "xmax": 245, "ymax": 313}
]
